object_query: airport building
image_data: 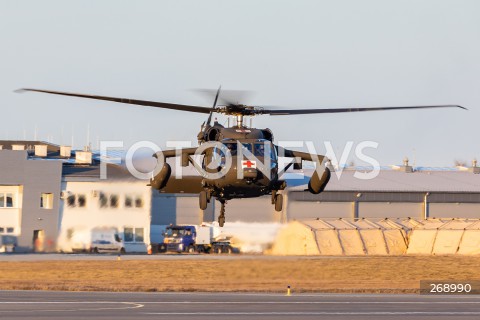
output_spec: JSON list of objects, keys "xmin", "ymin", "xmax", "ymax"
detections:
[
  {"xmin": 0, "ymin": 140, "xmax": 479, "ymax": 252},
  {"xmin": 0, "ymin": 141, "xmax": 155, "ymax": 252}
]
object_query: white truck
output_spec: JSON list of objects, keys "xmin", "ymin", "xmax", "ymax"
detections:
[
  {"xmin": 58, "ymin": 227, "xmax": 125, "ymax": 254},
  {"xmin": 90, "ymin": 227, "xmax": 126, "ymax": 254}
]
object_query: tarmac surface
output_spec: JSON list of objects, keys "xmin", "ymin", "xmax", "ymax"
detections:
[{"xmin": 0, "ymin": 291, "xmax": 479, "ymax": 320}]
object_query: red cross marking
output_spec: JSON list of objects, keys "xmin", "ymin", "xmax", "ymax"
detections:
[{"xmin": 243, "ymin": 160, "xmax": 254, "ymax": 168}]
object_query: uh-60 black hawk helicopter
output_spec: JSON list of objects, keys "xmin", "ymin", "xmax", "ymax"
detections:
[{"xmin": 18, "ymin": 87, "xmax": 464, "ymax": 226}]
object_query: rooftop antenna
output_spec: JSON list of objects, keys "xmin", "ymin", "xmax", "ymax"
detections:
[
  {"xmin": 413, "ymin": 148, "xmax": 416, "ymax": 167},
  {"xmin": 71, "ymin": 125, "xmax": 74, "ymax": 149},
  {"xmin": 86, "ymin": 123, "xmax": 90, "ymax": 150}
]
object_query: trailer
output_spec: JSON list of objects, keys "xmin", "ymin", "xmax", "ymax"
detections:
[{"xmin": 157, "ymin": 224, "xmax": 236, "ymax": 254}]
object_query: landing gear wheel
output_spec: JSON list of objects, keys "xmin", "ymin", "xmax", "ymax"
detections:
[
  {"xmin": 218, "ymin": 201, "xmax": 226, "ymax": 227},
  {"xmin": 199, "ymin": 191, "xmax": 208, "ymax": 210},
  {"xmin": 274, "ymin": 194, "xmax": 283, "ymax": 212}
]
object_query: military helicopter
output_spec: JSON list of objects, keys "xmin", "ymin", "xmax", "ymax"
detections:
[{"xmin": 18, "ymin": 87, "xmax": 464, "ymax": 226}]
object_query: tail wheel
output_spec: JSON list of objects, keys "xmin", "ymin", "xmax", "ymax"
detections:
[
  {"xmin": 199, "ymin": 191, "xmax": 208, "ymax": 210},
  {"xmin": 274, "ymin": 194, "xmax": 283, "ymax": 212}
]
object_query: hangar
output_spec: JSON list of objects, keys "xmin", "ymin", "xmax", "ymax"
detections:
[
  {"xmin": 269, "ymin": 218, "xmax": 480, "ymax": 256},
  {"xmin": 283, "ymin": 161, "xmax": 480, "ymax": 221}
]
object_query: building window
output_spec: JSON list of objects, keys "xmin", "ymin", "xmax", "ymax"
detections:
[
  {"xmin": 99, "ymin": 193, "xmax": 108, "ymax": 208},
  {"xmin": 135, "ymin": 228, "xmax": 144, "ymax": 242},
  {"xmin": 124, "ymin": 227, "xmax": 144, "ymax": 243},
  {"xmin": 0, "ymin": 227, "xmax": 4, "ymax": 233},
  {"xmin": 125, "ymin": 196, "xmax": 133, "ymax": 208},
  {"xmin": 135, "ymin": 196, "xmax": 143, "ymax": 208},
  {"xmin": 77, "ymin": 195, "xmax": 86, "ymax": 207},
  {"xmin": 6, "ymin": 194, "xmax": 13, "ymax": 207},
  {"xmin": 40, "ymin": 193, "xmax": 53, "ymax": 209},
  {"xmin": 6, "ymin": 227, "xmax": 14, "ymax": 233},
  {"xmin": 0, "ymin": 193, "xmax": 15, "ymax": 208},
  {"xmin": 124, "ymin": 227, "xmax": 134, "ymax": 242},
  {"xmin": 67, "ymin": 195, "xmax": 76, "ymax": 207},
  {"xmin": 110, "ymin": 195, "xmax": 119, "ymax": 208}
]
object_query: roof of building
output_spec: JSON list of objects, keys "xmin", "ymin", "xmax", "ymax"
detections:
[
  {"xmin": 286, "ymin": 168, "xmax": 480, "ymax": 193},
  {"xmin": 0, "ymin": 140, "xmax": 138, "ymax": 181},
  {"xmin": 297, "ymin": 218, "xmax": 480, "ymax": 231},
  {"xmin": 0, "ymin": 140, "xmax": 61, "ymax": 155},
  {"xmin": 62, "ymin": 163, "xmax": 139, "ymax": 181}
]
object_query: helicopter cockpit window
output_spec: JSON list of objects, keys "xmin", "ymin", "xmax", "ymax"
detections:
[
  {"xmin": 254, "ymin": 141, "xmax": 277, "ymax": 161},
  {"xmin": 242, "ymin": 143, "xmax": 253, "ymax": 153},
  {"xmin": 225, "ymin": 143, "xmax": 237, "ymax": 156},
  {"xmin": 254, "ymin": 143, "xmax": 266, "ymax": 156},
  {"xmin": 218, "ymin": 142, "xmax": 253, "ymax": 157}
]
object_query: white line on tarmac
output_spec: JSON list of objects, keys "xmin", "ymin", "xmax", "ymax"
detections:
[
  {"xmin": 0, "ymin": 301, "xmax": 144, "ymax": 313},
  {"xmin": 0, "ymin": 302, "xmax": 141, "ymax": 304},
  {"xmin": 143, "ymin": 312, "xmax": 480, "ymax": 316},
  {"xmin": 135, "ymin": 301, "xmax": 480, "ymax": 304}
]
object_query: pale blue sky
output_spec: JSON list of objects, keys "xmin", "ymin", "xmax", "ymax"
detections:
[{"xmin": 1, "ymin": 0, "xmax": 479, "ymax": 166}]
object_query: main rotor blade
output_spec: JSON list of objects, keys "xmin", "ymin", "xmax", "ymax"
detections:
[
  {"xmin": 212, "ymin": 85, "xmax": 221, "ymax": 108},
  {"xmin": 206, "ymin": 86, "xmax": 222, "ymax": 126},
  {"xmin": 193, "ymin": 88, "xmax": 255, "ymax": 106},
  {"xmin": 259, "ymin": 105, "xmax": 466, "ymax": 115},
  {"xmin": 16, "ymin": 88, "xmax": 214, "ymax": 114}
]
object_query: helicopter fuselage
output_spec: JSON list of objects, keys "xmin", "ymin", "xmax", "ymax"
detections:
[{"xmin": 197, "ymin": 122, "xmax": 282, "ymax": 201}]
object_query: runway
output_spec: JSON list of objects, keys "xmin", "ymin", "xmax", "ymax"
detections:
[{"xmin": 1, "ymin": 291, "xmax": 480, "ymax": 319}]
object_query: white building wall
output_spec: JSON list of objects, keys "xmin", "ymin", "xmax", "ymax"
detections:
[
  {"xmin": 0, "ymin": 185, "xmax": 23, "ymax": 235},
  {"xmin": 59, "ymin": 181, "xmax": 152, "ymax": 252}
]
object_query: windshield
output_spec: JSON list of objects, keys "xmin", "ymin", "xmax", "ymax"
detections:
[
  {"xmin": 254, "ymin": 141, "xmax": 277, "ymax": 161},
  {"xmin": 212, "ymin": 142, "xmax": 255, "ymax": 166},
  {"xmin": 166, "ymin": 228, "xmax": 186, "ymax": 238},
  {"xmin": 222, "ymin": 142, "xmax": 252, "ymax": 156}
]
